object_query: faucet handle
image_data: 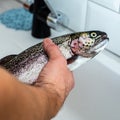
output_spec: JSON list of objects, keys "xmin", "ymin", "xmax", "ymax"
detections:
[
  {"xmin": 47, "ymin": 11, "xmax": 69, "ymax": 31},
  {"xmin": 44, "ymin": 0, "xmax": 69, "ymax": 31}
]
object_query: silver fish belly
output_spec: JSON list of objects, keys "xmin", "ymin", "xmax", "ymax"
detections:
[{"xmin": 0, "ymin": 30, "xmax": 109, "ymax": 84}]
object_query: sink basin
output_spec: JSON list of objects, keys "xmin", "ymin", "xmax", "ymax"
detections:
[{"xmin": 0, "ymin": 0, "xmax": 21, "ymax": 13}]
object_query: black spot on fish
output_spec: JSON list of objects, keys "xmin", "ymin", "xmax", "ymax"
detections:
[{"xmin": 0, "ymin": 55, "xmax": 17, "ymax": 67}]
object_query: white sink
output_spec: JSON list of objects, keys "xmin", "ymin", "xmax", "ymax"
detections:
[
  {"xmin": 53, "ymin": 53, "xmax": 120, "ymax": 120},
  {"xmin": 0, "ymin": 1, "xmax": 120, "ymax": 120}
]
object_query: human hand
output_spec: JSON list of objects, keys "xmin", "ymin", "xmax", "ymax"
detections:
[
  {"xmin": 0, "ymin": 38, "xmax": 74, "ymax": 120},
  {"xmin": 35, "ymin": 38, "xmax": 74, "ymax": 103}
]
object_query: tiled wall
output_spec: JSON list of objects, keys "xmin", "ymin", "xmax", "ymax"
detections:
[
  {"xmin": 47, "ymin": 0, "xmax": 87, "ymax": 31},
  {"xmin": 90, "ymin": 0, "xmax": 120, "ymax": 12},
  {"xmin": 86, "ymin": 0, "xmax": 120, "ymax": 56}
]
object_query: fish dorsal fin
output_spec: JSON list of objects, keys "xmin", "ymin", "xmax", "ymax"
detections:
[{"xmin": 0, "ymin": 55, "xmax": 17, "ymax": 67}]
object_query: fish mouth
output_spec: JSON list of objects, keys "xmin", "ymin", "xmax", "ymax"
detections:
[
  {"xmin": 90, "ymin": 36, "xmax": 109, "ymax": 54},
  {"xmin": 94, "ymin": 39, "xmax": 109, "ymax": 52},
  {"xmin": 101, "ymin": 34, "xmax": 109, "ymax": 41}
]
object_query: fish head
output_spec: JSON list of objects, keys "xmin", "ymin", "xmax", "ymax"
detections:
[{"xmin": 70, "ymin": 31, "xmax": 109, "ymax": 58}]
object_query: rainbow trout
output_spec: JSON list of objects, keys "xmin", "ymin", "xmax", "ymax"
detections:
[{"xmin": 0, "ymin": 31, "xmax": 109, "ymax": 84}]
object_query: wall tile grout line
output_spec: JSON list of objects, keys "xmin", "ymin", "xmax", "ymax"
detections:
[{"xmin": 88, "ymin": 0, "xmax": 120, "ymax": 14}]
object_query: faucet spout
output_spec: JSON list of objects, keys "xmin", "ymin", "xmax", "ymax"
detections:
[{"xmin": 32, "ymin": 0, "xmax": 51, "ymax": 38}]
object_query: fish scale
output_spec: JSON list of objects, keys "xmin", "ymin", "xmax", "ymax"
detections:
[{"xmin": 0, "ymin": 31, "xmax": 109, "ymax": 84}]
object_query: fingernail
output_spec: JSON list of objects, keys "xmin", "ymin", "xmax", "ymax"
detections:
[
  {"xmin": 44, "ymin": 38, "xmax": 53, "ymax": 43},
  {"xmin": 43, "ymin": 38, "xmax": 54, "ymax": 49}
]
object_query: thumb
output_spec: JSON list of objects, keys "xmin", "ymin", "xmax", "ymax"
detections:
[{"xmin": 43, "ymin": 38, "xmax": 63, "ymax": 60}]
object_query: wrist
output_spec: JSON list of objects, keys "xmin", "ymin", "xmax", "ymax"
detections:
[{"xmin": 36, "ymin": 84, "xmax": 65, "ymax": 119}]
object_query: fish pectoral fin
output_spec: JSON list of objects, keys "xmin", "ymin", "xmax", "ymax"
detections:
[
  {"xmin": 0, "ymin": 55, "xmax": 17, "ymax": 66},
  {"xmin": 67, "ymin": 55, "xmax": 78, "ymax": 64}
]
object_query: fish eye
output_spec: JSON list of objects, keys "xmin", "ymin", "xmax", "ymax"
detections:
[{"xmin": 91, "ymin": 32, "xmax": 97, "ymax": 38}]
